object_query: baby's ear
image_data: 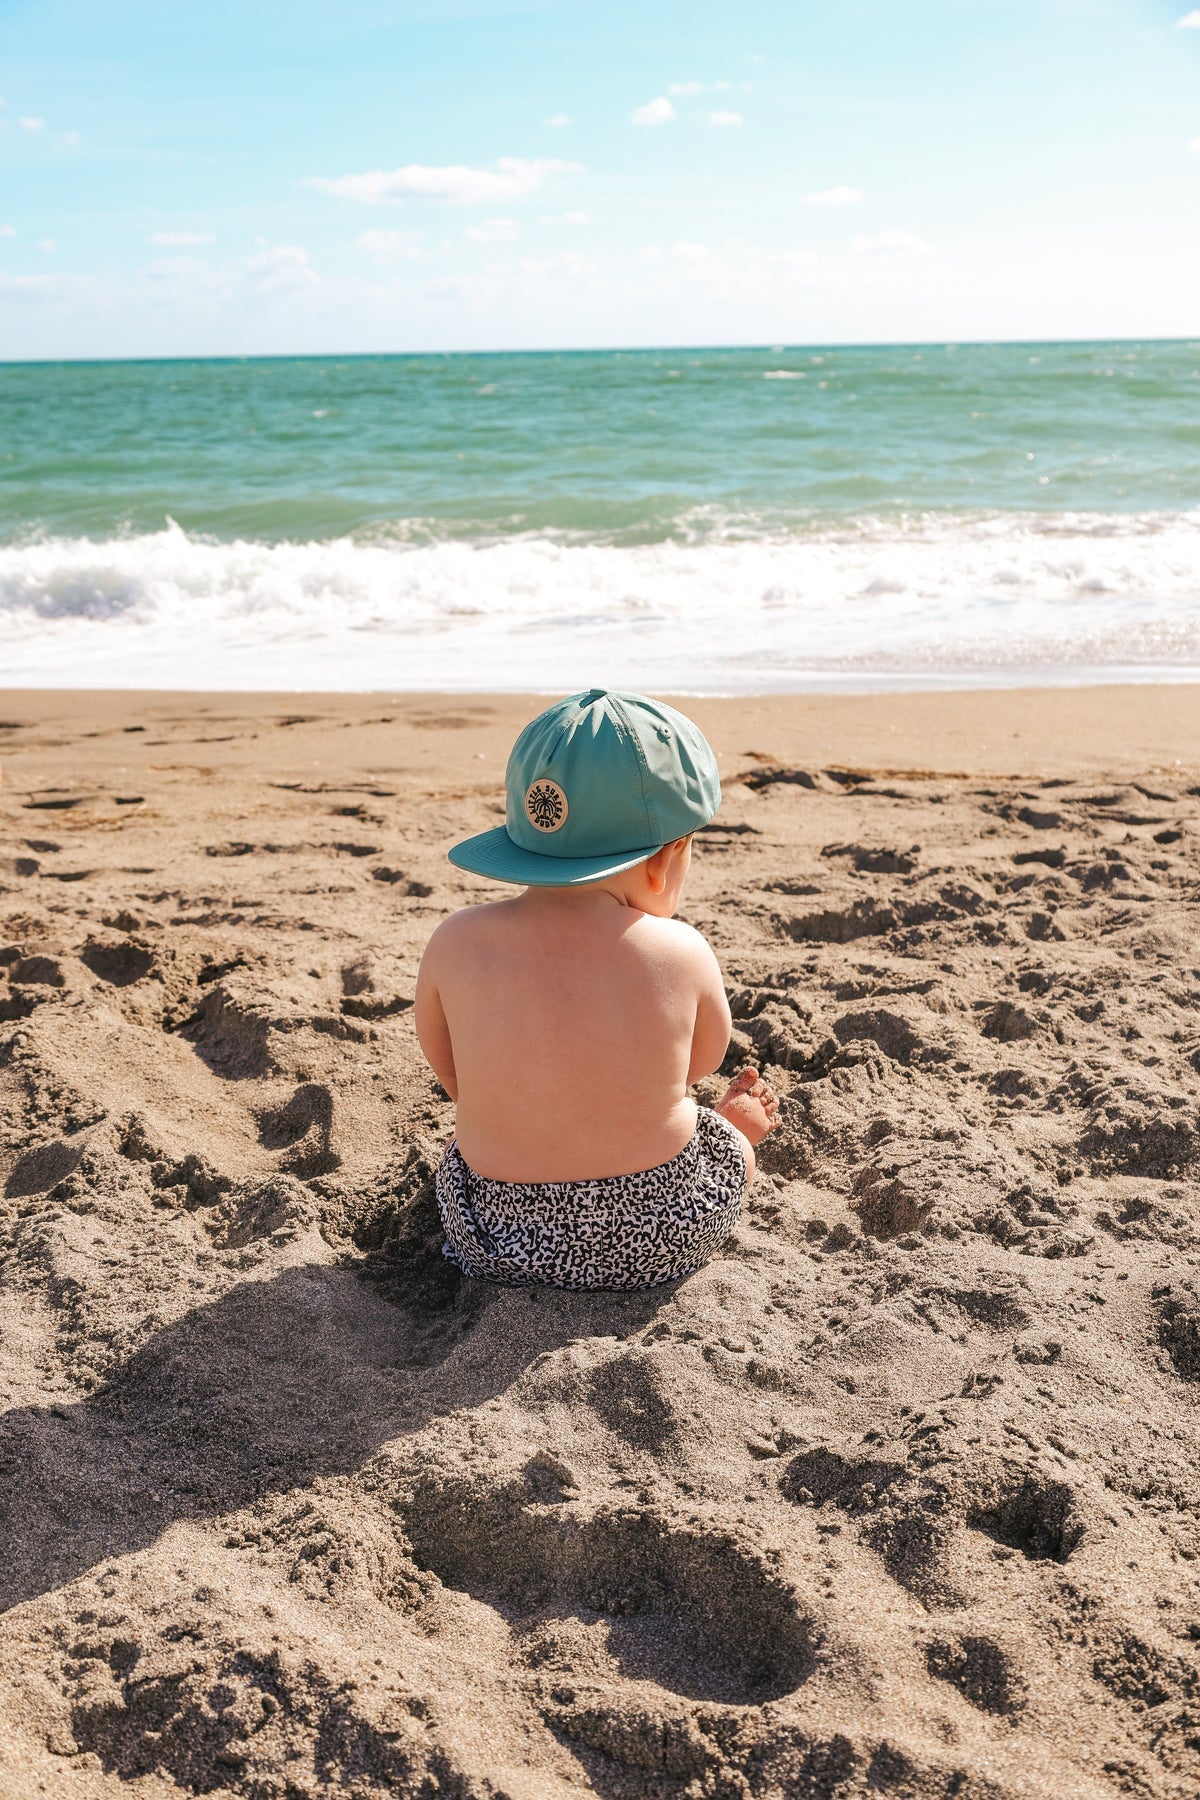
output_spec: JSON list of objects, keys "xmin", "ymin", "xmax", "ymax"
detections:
[{"xmin": 642, "ymin": 843, "xmax": 672, "ymax": 891}]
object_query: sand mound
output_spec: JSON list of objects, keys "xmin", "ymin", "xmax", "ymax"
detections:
[{"xmin": 0, "ymin": 693, "xmax": 1199, "ymax": 1797}]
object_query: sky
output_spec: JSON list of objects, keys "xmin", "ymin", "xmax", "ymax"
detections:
[{"xmin": 0, "ymin": 0, "xmax": 1198, "ymax": 358}]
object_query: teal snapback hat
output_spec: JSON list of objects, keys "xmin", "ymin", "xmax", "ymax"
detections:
[{"xmin": 448, "ymin": 688, "xmax": 721, "ymax": 886}]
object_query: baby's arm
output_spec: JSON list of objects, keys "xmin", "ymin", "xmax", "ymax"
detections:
[
  {"xmin": 414, "ymin": 920, "xmax": 459, "ymax": 1100},
  {"xmin": 684, "ymin": 929, "xmax": 733, "ymax": 1085}
]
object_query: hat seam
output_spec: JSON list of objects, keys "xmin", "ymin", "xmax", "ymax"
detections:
[
  {"xmin": 506, "ymin": 708, "xmax": 576, "ymax": 846},
  {"xmin": 609, "ymin": 693, "xmax": 659, "ymax": 845}
]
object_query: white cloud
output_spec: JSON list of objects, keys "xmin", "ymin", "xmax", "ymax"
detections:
[
  {"xmin": 149, "ymin": 231, "xmax": 216, "ymax": 247},
  {"xmin": 61, "ymin": 129, "xmax": 82, "ymax": 148},
  {"xmin": 631, "ymin": 96, "xmax": 676, "ymax": 127},
  {"xmin": 464, "ymin": 216, "xmax": 519, "ymax": 243},
  {"xmin": 852, "ymin": 228, "xmax": 927, "ymax": 255},
  {"xmin": 9, "ymin": 208, "xmax": 1200, "ymax": 359},
  {"xmin": 19, "ymin": 116, "xmax": 46, "ymax": 132},
  {"xmin": 141, "ymin": 242, "xmax": 320, "ymax": 301},
  {"xmin": 143, "ymin": 253, "xmax": 212, "ymax": 277},
  {"xmin": 804, "ymin": 185, "xmax": 864, "ymax": 206},
  {"xmin": 0, "ymin": 242, "xmax": 344, "ymax": 338},
  {"xmin": 243, "ymin": 244, "xmax": 319, "ymax": 290},
  {"xmin": 544, "ymin": 113, "xmax": 571, "ymax": 128},
  {"xmin": 1190, "ymin": 136, "xmax": 1200, "ymax": 152},
  {"xmin": 308, "ymin": 157, "xmax": 576, "ymax": 206},
  {"xmin": 0, "ymin": 223, "xmax": 15, "ymax": 238},
  {"xmin": 1176, "ymin": 10, "xmax": 1200, "ymax": 25},
  {"xmin": 705, "ymin": 110, "xmax": 743, "ymax": 128},
  {"xmin": 539, "ymin": 210, "xmax": 591, "ymax": 226},
  {"xmin": 0, "ymin": 270, "xmax": 79, "ymax": 306},
  {"xmin": 37, "ymin": 237, "xmax": 56, "ymax": 251},
  {"xmin": 634, "ymin": 237, "xmax": 827, "ymax": 307},
  {"xmin": 356, "ymin": 228, "xmax": 427, "ymax": 260}
]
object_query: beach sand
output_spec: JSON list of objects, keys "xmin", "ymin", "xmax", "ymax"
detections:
[{"xmin": 1, "ymin": 684, "xmax": 1199, "ymax": 1800}]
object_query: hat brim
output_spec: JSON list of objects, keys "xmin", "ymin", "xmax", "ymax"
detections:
[{"xmin": 447, "ymin": 826, "xmax": 659, "ymax": 887}]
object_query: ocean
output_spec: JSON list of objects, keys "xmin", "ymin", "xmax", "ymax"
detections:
[{"xmin": 2, "ymin": 341, "xmax": 1199, "ymax": 691}]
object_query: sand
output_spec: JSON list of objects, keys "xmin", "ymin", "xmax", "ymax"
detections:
[{"xmin": 1, "ymin": 684, "xmax": 1199, "ymax": 1800}]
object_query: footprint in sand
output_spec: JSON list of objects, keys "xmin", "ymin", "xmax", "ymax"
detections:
[
  {"xmin": 923, "ymin": 1632, "xmax": 1026, "ymax": 1716},
  {"xmin": 398, "ymin": 1471, "xmax": 817, "ymax": 1707},
  {"xmin": 257, "ymin": 1082, "xmax": 341, "ymax": 1178},
  {"xmin": 81, "ymin": 939, "xmax": 157, "ymax": 987}
]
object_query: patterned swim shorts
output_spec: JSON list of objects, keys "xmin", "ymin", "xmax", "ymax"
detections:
[{"xmin": 436, "ymin": 1106, "xmax": 747, "ymax": 1291}]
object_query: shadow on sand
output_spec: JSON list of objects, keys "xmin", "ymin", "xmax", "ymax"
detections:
[{"xmin": 0, "ymin": 1238, "xmax": 670, "ymax": 1616}]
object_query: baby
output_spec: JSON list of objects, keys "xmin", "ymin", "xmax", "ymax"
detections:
[{"xmin": 415, "ymin": 687, "xmax": 779, "ymax": 1290}]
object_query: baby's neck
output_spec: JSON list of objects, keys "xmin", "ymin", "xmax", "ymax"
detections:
[{"xmin": 518, "ymin": 883, "xmax": 630, "ymax": 911}]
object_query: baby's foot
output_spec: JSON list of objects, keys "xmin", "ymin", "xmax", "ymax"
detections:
[{"xmin": 714, "ymin": 1066, "xmax": 780, "ymax": 1146}]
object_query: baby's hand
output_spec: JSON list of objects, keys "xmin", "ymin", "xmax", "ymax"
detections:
[{"xmin": 714, "ymin": 1066, "xmax": 780, "ymax": 1146}]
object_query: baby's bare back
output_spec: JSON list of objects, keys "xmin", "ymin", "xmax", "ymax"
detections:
[{"xmin": 416, "ymin": 889, "xmax": 731, "ymax": 1181}]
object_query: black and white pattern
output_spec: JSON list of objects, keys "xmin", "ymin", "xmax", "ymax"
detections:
[{"xmin": 436, "ymin": 1107, "xmax": 747, "ymax": 1290}]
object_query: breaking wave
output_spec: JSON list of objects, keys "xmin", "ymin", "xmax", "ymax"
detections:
[{"xmin": 3, "ymin": 510, "xmax": 1200, "ymax": 691}]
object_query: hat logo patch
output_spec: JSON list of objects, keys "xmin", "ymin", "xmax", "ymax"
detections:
[{"xmin": 525, "ymin": 778, "xmax": 568, "ymax": 833}]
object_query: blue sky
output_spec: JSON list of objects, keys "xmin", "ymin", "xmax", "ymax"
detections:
[{"xmin": 1, "ymin": 0, "xmax": 1198, "ymax": 357}]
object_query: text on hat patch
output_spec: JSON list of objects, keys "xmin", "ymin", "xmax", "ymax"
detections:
[{"xmin": 525, "ymin": 778, "xmax": 568, "ymax": 833}]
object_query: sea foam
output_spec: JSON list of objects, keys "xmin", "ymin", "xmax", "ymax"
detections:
[{"xmin": 2, "ymin": 511, "xmax": 1199, "ymax": 690}]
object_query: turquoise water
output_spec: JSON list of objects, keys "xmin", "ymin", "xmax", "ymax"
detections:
[
  {"xmin": 2, "ymin": 342, "xmax": 1199, "ymax": 689},
  {"xmin": 4, "ymin": 341, "xmax": 1199, "ymax": 542}
]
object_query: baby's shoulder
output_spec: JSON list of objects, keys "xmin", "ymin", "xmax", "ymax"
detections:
[
  {"xmin": 421, "ymin": 899, "xmax": 509, "ymax": 962},
  {"xmin": 630, "ymin": 911, "xmax": 719, "ymax": 970}
]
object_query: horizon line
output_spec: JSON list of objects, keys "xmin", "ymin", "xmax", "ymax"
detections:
[{"xmin": 2, "ymin": 333, "xmax": 1198, "ymax": 371}]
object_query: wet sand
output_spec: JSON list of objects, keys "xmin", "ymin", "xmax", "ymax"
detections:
[{"xmin": 1, "ymin": 685, "xmax": 1199, "ymax": 1799}]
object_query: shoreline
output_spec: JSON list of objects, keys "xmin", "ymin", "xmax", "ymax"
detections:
[
  {"xmin": 4, "ymin": 682, "xmax": 1200, "ymax": 784},
  {"xmin": 6, "ymin": 668, "xmax": 1200, "ymax": 696}
]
